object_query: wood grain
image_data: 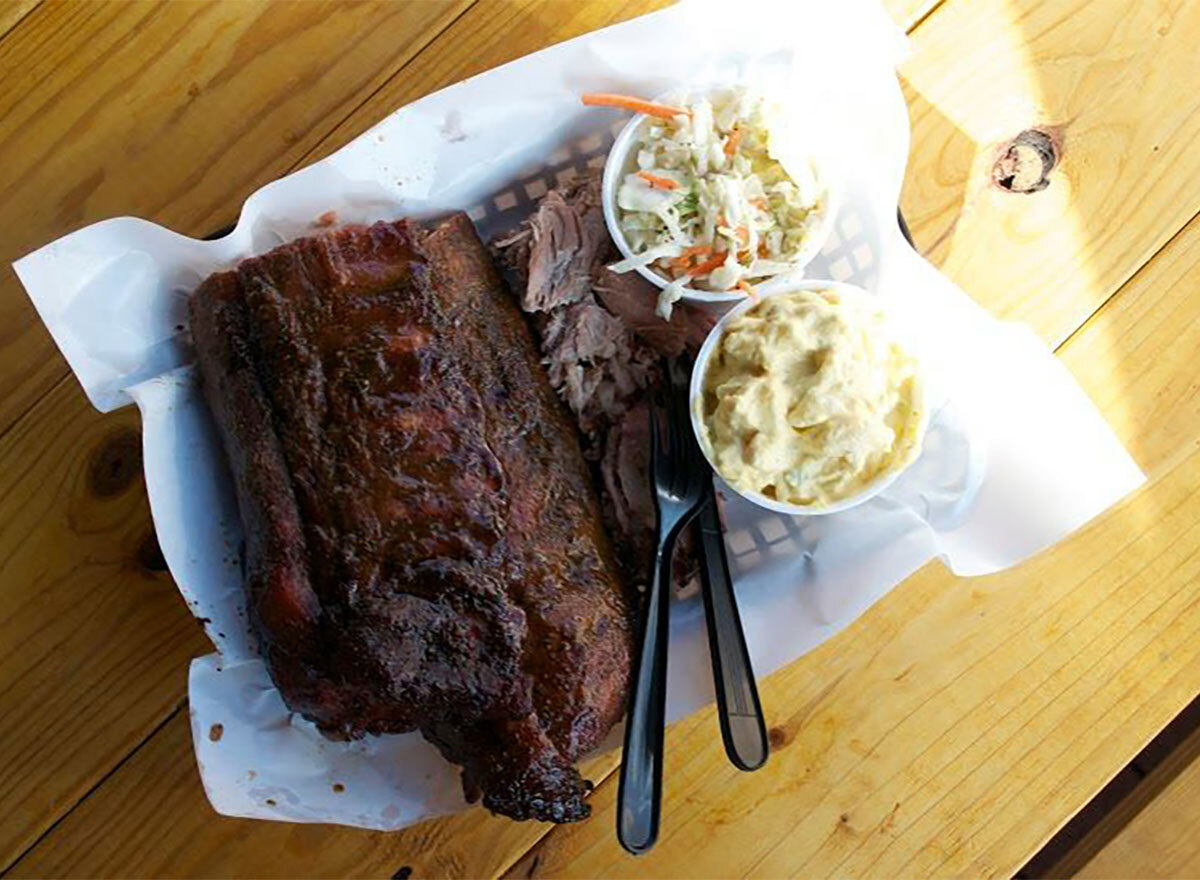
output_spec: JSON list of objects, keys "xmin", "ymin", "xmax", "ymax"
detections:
[
  {"xmin": 231, "ymin": 0, "xmax": 936, "ymax": 178},
  {"xmin": 899, "ymin": 0, "xmax": 1200, "ymax": 348},
  {"xmin": 3, "ymin": 0, "xmax": 1199, "ymax": 877},
  {"xmin": 0, "ymin": 0, "xmax": 932, "ymax": 440},
  {"xmin": 0, "ymin": 0, "xmax": 936, "ymax": 869},
  {"xmin": 0, "ymin": 0, "xmax": 39, "ymax": 41},
  {"xmin": 502, "ymin": 212, "xmax": 1200, "ymax": 877},
  {"xmin": 0, "ymin": 378, "xmax": 209, "ymax": 865},
  {"xmin": 1036, "ymin": 709, "xmax": 1200, "ymax": 878},
  {"xmin": 0, "ymin": 0, "xmax": 471, "ymax": 867},
  {"xmin": 16, "ymin": 194, "xmax": 1200, "ymax": 880},
  {"xmin": 269, "ymin": 0, "xmax": 941, "ymax": 173},
  {"xmin": 507, "ymin": 0, "xmax": 1200, "ymax": 869},
  {"xmin": 1054, "ymin": 214, "xmax": 1200, "ymax": 481},
  {"xmin": 298, "ymin": 0, "xmax": 674, "ymax": 167},
  {"xmin": 7, "ymin": 711, "xmax": 621, "ymax": 880},
  {"xmin": 1074, "ymin": 724, "xmax": 1200, "ymax": 879},
  {"xmin": 0, "ymin": 0, "xmax": 470, "ymax": 437}
]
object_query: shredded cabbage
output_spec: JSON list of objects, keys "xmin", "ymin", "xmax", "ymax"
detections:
[
  {"xmin": 656, "ymin": 274, "xmax": 692, "ymax": 320},
  {"xmin": 609, "ymin": 241, "xmax": 683, "ymax": 274},
  {"xmin": 611, "ymin": 86, "xmax": 825, "ymax": 295}
]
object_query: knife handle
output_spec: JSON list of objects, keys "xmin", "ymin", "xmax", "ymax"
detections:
[{"xmin": 696, "ymin": 486, "xmax": 769, "ymax": 771}]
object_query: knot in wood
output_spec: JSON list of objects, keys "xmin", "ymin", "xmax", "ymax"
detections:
[
  {"xmin": 89, "ymin": 428, "xmax": 141, "ymax": 497},
  {"xmin": 993, "ymin": 129, "xmax": 1059, "ymax": 193}
]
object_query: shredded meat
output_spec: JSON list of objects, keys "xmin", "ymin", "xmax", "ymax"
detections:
[
  {"xmin": 518, "ymin": 180, "xmax": 609, "ymax": 312},
  {"xmin": 592, "ymin": 265, "xmax": 705, "ymax": 357},
  {"xmin": 189, "ymin": 214, "xmax": 633, "ymax": 823},
  {"xmin": 541, "ymin": 301, "xmax": 657, "ymax": 436},
  {"xmin": 494, "ymin": 171, "xmax": 713, "ymax": 594},
  {"xmin": 601, "ymin": 402, "xmax": 657, "ymax": 567}
]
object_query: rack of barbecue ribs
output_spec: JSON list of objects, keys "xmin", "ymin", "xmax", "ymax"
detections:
[{"xmin": 189, "ymin": 213, "xmax": 633, "ymax": 823}]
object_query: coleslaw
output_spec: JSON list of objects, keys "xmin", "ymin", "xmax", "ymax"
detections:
[{"xmin": 595, "ymin": 87, "xmax": 827, "ymax": 317}]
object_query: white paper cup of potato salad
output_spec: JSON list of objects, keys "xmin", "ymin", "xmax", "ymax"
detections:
[
  {"xmin": 592, "ymin": 85, "xmax": 837, "ymax": 318},
  {"xmin": 689, "ymin": 280, "xmax": 928, "ymax": 516}
]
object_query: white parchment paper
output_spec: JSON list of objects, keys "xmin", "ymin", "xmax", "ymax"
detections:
[{"xmin": 13, "ymin": 0, "xmax": 1143, "ymax": 831}]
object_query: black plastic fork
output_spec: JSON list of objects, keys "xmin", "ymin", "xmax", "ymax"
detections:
[{"xmin": 617, "ymin": 359, "xmax": 709, "ymax": 856}]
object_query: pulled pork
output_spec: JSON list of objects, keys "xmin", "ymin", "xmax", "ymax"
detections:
[{"xmin": 494, "ymin": 171, "xmax": 715, "ymax": 594}]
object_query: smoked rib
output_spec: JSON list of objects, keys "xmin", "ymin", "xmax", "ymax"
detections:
[{"xmin": 189, "ymin": 214, "xmax": 633, "ymax": 822}]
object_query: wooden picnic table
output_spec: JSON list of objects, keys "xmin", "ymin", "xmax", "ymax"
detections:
[{"xmin": 1, "ymin": 0, "xmax": 1198, "ymax": 877}]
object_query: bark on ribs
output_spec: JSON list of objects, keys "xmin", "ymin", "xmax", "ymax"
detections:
[{"xmin": 188, "ymin": 213, "xmax": 633, "ymax": 823}]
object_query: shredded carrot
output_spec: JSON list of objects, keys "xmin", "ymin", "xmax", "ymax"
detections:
[
  {"xmin": 724, "ymin": 127, "xmax": 742, "ymax": 156},
  {"xmin": 636, "ymin": 170, "xmax": 679, "ymax": 190},
  {"xmin": 757, "ymin": 243, "xmax": 769, "ymax": 257},
  {"xmin": 737, "ymin": 280, "xmax": 760, "ymax": 301},
  {"xmin": 670, "ymin": 245, "xmax": 714, "ymax": 269},
  {"xmin": 751, "ymin": 197, "xmax": 768, "ymax": 211},
  {"xmin": 581, "ymin": 93, "xmax": 688, "ymax": 119},
  {"xmin": 736, "ymin": 225, "xmax": 750, "ymax": 246},
  {"xmin": 691, "ymin": 253, "xmax": 727, "ymax": 276}
]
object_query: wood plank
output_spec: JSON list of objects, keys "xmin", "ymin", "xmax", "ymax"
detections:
[
  {"xmin": 1131, "ymin": 696, "xmax": 1200, "ymax": 775},
  {"xmin": 1033, "ymin": 702, "xmax": 1200, "ymax": 878},
  {"xmin": 509, "ymin": 0, "xmax": 1200, "ymax": 870},
  {"xmin": 1027, "ymin": 698, "xmax": 1200, "ymax": 878},
  {"xmin": 899, "ymin": 0, "xmax": 945, "ymax": 30},
  {"xmin": 0, "ymin": 0, "xmax": 474, "ymax": 866},
  {"xmin": 502, "ymin": 210, "xmax": 1200, "ymax": 877},
  {"xmin": 18, "ymin": 178, "xmax": 1200, "ymax": 880},
  {"xmin": 0, "ymin": 378, "xmax": 209, "ymax": 866},
  {"xmin": 1075, "ymin": 724, "xmax": 1200, "ymax": 880},
  {"xmin": 1022, "ymin": 697, "xmax": 1200, "ymax": 877},
  {"xmin": 298, "ymin": 0, "xmax": 672, "ymax": 166},
  {"xmin": 0, "ymin": 0, "xmax": 471, "ymax": 437},
  {"xmin": 1053, "ymin": 215, "xmax": 1200, "ymax": 482},
  {"xmin": 280, "ymin": 0, "xmax": 939, "ymax": 173},
  {"xmin": 0, "ymin": 1, "xmax": 950, "ymax": 873},
  {"xmin": 0, "ymin": 0, "xmax": 932, "ymax": 443},
  {"xmin": 0, "ymin": 0, "xmax": 677, "ymax": 871},
  {"xmin": 0, "ymin": 0, "xmax": 39, "ymax": 40},
  {"xmin": 7, "ymin": 710, "xmax": 621, "ymax": 880},
  {"xmin": 7, "ymin": 0, "xmax": 1197, "ymax": 877},
  {"xmin": 0, "ymin": 0, "xmax": 950, "ymax": 875},
  {"xmin": 1017, "ymin": 764, "xmax": 1147, "ymax": 879},
  {"xmin": 0, "ymin": 2, "xmax": 654, "ymax": 872},
  {"xmin": 899, "ymin": 0, "xmax": 1200, "ymax": 348}
]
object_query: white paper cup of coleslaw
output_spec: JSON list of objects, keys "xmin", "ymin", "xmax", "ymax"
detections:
[
  {"xmin": 600, "ymin": 88, "xmax": 838, "ymax": 308},
  {"xmin": 688, "ymin": 279, "xmax": 928, "ymax": 516}
]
